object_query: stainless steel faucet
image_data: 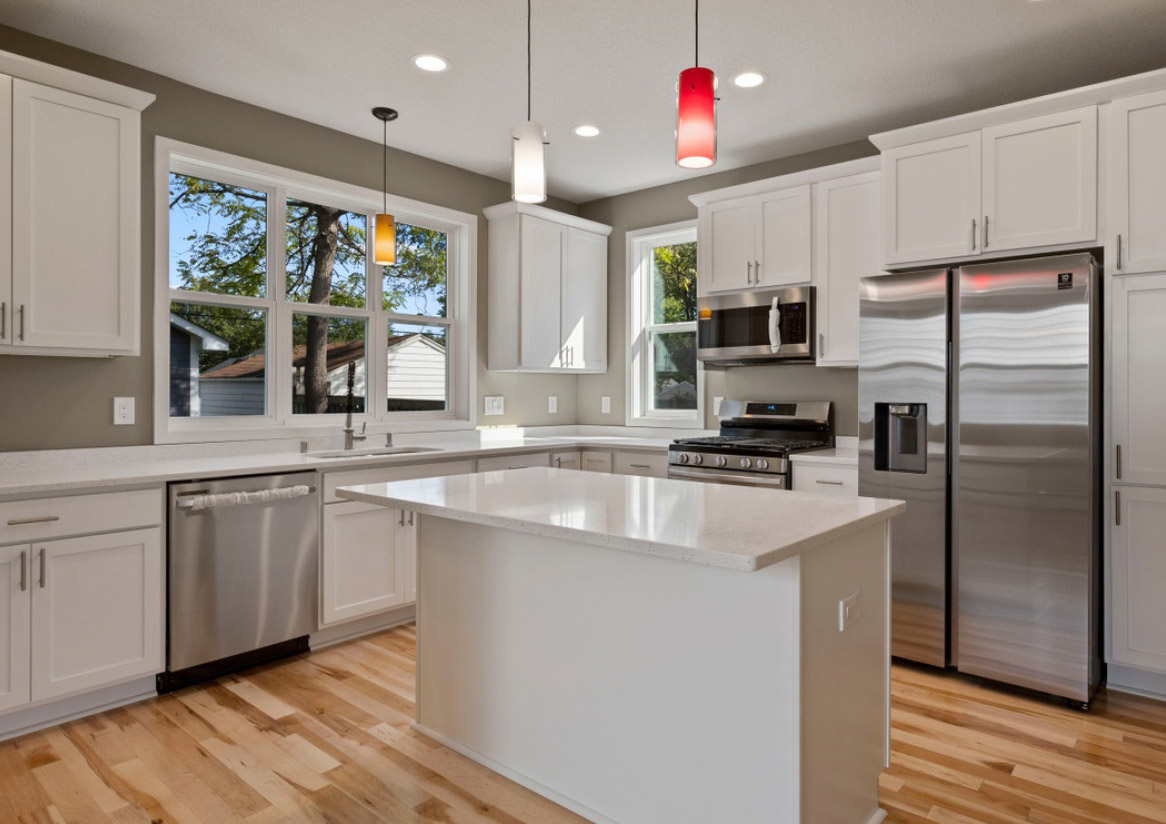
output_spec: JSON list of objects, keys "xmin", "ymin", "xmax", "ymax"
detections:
[{"xmin": 343, "ymin": 361, "xmax": 367, "ymax": 451}]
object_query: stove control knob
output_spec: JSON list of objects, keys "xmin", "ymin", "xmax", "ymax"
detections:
[
  {"xmin": 715, "ymin": 455, "xmax": 727, "ymax": 468},
  {"xmin": 757, "ymin": 459, "xmax": 769, "ymax": 471},
  {"xmin": 678, "ymin": 453, "xmax": 690, "ymax": 464},
  {"xmin": 692, "ymin": 454, "xmax": 704, "ymax": 465},
  {"xmin": 740, "ymin": 457, "xmax": 753, "ymax": 469}
]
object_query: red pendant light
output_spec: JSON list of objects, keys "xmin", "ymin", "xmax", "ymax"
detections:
[{"xmin": 677, "ymin": 0, "xmax": 717, "ymax": 169}]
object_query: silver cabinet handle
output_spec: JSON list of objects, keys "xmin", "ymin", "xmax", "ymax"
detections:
[
  {"xmin": 554, "ymin": 457, "xmax": 562, "ymax": 467},
  {"xmin": 971, "ymin": 218, "xmax": 977, "ymax": 251},
  {"xmin": 398, "ymin": 510, "xmax": 405, "ymax": 527},
  {"xmin": 1116, "ymin": 444, "xmax": 1122, "ymax": 480},
  {"xmin": 19, "ymin": 550, "xmax": 27, "ymax": 592},
  {"xmin": 408, "ymin": 511, "xmax": 415, "ymax": 526},
  {"xmin": 1116, "ymin": 234, "xmax": 1123, "ymax": 271},
  {"xmin": 818, "ymin": 333, "xmax": 825, "ymax": 356},
  {"xmin": 38, "ymin": 548, "xmax": 46, "ymax": 589},
  {"xmin": 7, "ymin": 515, "xmax": 60, "ymax": 526},
  {"xmin": 1, "ymin": 301, "xmax": 5, "ymax": 340},
  {"xmin": 1115, "ymin": 490, "xmax": 1122, "ymax": 527},
  {"xmin": 754, "ymin": 260, "xmax": 761, "ymax": 284},
  {"xmin": 629, "ymin": 464, "xmax": 651, "ymax": 469},
  {"xmin": 746, "ymin": 260, "xmax": 753, "ymax": 284},
  {"xmin": 982, "ymin": 216, "xmax": 989, "ymax": 249},
  {"xmin": 815, "ymin": 480, "xmax": 845, "ymax": 486},
  {"xmin": 18, "ymin": 305, "xmax": 24, "ymax": 342}
]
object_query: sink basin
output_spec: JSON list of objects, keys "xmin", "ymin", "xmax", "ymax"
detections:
[{"xmin": 308, "ymin": 446, "xmax": 444, "ymax": 459}]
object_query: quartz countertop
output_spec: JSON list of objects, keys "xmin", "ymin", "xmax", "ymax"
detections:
[{"xmin": 336, "ymin": 467, "xmax": 904, "ymax": 572}]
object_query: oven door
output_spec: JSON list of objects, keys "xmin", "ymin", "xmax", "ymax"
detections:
[
  {"xmin": 697, "ymin": 286, "xmax": 814, "ymax": 366},
  {"xmin": 668, "ymin": 465, "xmax": 789, "ymax": 489}
]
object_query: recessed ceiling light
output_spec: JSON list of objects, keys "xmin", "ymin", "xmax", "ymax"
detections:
[
  {"xmin": 412, "ymin": 54, "xmax": 448, "ymax": 72},
  {"xmin": 732, "ymin": 71, "xmax": 767, "ymax": 89},
  {"xmin": 573, "ymin": 125, "xmax": 600, "ymax": 137}
]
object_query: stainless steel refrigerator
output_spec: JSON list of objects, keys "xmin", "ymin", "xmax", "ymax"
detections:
[{"xmin": 859, "ymin": 253, "xmax": 1101, "ymax": 705}]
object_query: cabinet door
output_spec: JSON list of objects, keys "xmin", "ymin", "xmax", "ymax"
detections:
[
  {"xmin": 701, "ymin": 199, "xmax": 752, "ymax": 293},
  {"xmin": 882, "ymin": 132, "xmax": 981, "ymax": 265},
  {"xmin": 1110, "ymin": 91, "xmax": 1166, "ymax": 274},
  {"xmin": 11, "ymin": 80, "xmax": 138, "ymax": 353},
  {"xmin": 793, "ymin": 464, "xmax": 858, "ymax": 496},
  {"xmin": 551, "ymin": 452, "xmax": 582, "ymax": 470},
  {"xmin": 519, "ymin": 215, "xmax": 564, "ymax": 369},
  {"xmin": 321, "ymin": 501, "xmax": 409, "ymax": 626},
  {"xmin": 1111, "ymin": 274, "xmax": 1166, "ymax": 486},
  {"xmin": 1111, "ymin": 486, "xmax": 1166, "ymax": 673},
  {"xmin": 982, "ymin": 107, "xmax": 1097, "ymax": 252},
  {"xmin": 31, "ymin": 528, "xmax": 162, "ymax": 702},
  {"xmin": 562, "ymin": 229, "xmax": 608, "ymax": 371},
  {"xmin": 0, "ymin": 545, "xmax": 31, "ymax": 713},
  {"xmin": 582, "ymin": 452, "xmax": 613, "ymax": 472},
  {"xmin": 476, "ymin": 452, "xmax": 551, "ymax": 472},
  {"xmin": 755, "ymin": 185, "xmax": 812, "ymax": 287},
  {"xmin": 0, "ymin": 75, "xmax": 11, "ymax": 349},
  {"xmin": 815, "ymin": 172, "xmax": 880, "ymax": 366}
]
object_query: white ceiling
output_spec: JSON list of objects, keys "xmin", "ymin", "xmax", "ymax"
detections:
[{"xmin": 4, "ymin": 0, "xmax": 1166, "ymax": 203}]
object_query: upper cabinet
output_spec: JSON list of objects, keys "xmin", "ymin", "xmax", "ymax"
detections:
[
  {"xmin": 0, "ymin": 52, "xmax": 153, "ymax": 356},
  {"xmin": 1109, "ymin": 89, "xmax": 1166, "ymax": 274},
  {"xmin": 485, "ymin": 202, "xmax": 612, "ymax": 373},
  {"xmin": 879, "ymin": 107, "xmax": 1098, "ymax": 267},
  {"xmin": 694, "ymin": 184, "xmax": 811, "ymax": 295}
]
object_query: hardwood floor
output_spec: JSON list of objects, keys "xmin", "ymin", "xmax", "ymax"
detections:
[{"xmin": 0, "ymin": 624, "xmax": 1163, "ymax": 824}]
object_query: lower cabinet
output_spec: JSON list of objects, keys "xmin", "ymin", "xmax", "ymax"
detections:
[
  {"xmin": 1111, "ymin": 485, "xmax": 1166, "ymax": 673},
  {"xmin": 582, "ymin": 451, "xmax": 613, "ymax": 472},
  {"xmin": 613, "ymin": 451, "xmax": 669, "ymax": 478},
  {"xmin": 793, "ymin": 464, "xmax": 858, "ymax": 496},
  {"xmin": 476, "ymin": 452, "xmax": 551, "ymax": 472},
  {"xmin": 0, "ymin": 527, "xmax": 163, "ymax": 711},
  {"xmin": 550, "ymin": 451, "xmax": 582, "ymax": 470},
  {"xmin": 321, "ymin": 501, "xmax": 414, "ymax": 626}
]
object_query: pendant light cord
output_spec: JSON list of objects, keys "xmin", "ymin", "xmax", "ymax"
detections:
[
  {"xmin": 382, "ymin": 118, "xmax": 388, "ymax": 214},
  {"xmin": 694, "ymin": 0, "xmax": 699, "ymax": 66},
  {"xmin": 526, "ymin": 0, "xmax": 532, "ymax": 121}
]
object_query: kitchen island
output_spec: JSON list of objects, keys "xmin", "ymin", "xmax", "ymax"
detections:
[{"xmin": 337, "ymin": 468, "xmax": 904, "ymax": 824}]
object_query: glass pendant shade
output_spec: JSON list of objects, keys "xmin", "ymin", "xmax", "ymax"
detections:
[
  {"xmin": 374, "ymin": 213, "xmax": 396, "ymax": 266},
  {"xmin": 676, "ymin": 66, "xmax": 717, "ymax": 169},
  {"xmin": 512, "ymin": 120, "xmax": 547, "ymax": 204}
]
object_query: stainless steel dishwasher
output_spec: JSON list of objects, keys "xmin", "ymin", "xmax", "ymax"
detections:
[{"xmin": 161, "ymin": 471, "xmax": 319, "ymax": 692}]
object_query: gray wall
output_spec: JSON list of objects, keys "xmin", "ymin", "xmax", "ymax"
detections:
[
  {"xmin": 575, "ymin": 142, "xmax": 877, "ymax": 436},
  {"xmin": 0, "ymin": 25, "xmax": 579, "ymax": 451}
]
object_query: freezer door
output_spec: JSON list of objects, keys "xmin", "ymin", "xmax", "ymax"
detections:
[
  {"xmin": 859, "ymin": 270, "xmax": 950, "ymax": 666},
  {"xmin": 955, "ymin": 254, "xmax": 1099, "ymax": 702}
]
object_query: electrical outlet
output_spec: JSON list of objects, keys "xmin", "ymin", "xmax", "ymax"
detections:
[
  {"xmin": 113, "ymin": 396, "xmax": 135, "ymax": 426},
  {"xmin": 484, "ymin": 396, "xmax": 504, "ymax": 416},
  {"xmin": 713, "ymin": 396, "xmax": 724, "ymax": 415},
  {"xmin": 548, "ymin": 395, "xmax": 558, "ymax": 414},
  {"xmin": 601, "ymin": 396, "xmax": 611, "ymax": 414},
  {"xmin": 839, "ymin": 591, "xmax": 862, "ymax": 632}
]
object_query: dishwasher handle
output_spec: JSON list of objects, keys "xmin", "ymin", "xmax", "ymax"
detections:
[{"xmin": 176, "ymin": 485, "xmax": 316, "ymax": 511}]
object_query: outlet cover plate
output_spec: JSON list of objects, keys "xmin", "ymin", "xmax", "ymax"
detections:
[
  {"xmin": 113, "ymin": 397, "xmax": 135, "ymax": 425},
  {"xmin": 548, "ymin": 395, "xmax": 558, "ymax": 414},
  {"xmin": 484, "ymin": 396, "xmax": 504, "ymax": 416},
  {"xmin": 601, "ymin": 396, "xmax": 611, "ymax": 414}
]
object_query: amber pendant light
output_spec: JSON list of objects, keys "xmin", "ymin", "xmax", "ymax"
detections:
[{"xmin": 372, "ymin": 106, "xmax": 398, "ymax": 265}]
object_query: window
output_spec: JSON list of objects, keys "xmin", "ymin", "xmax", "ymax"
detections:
[
  {"xmin": 156, "ymin": 139, "xmax": 475, "ymax": 442},
  {"xmin": 627, "ymin": 221, "xmax": 702, "ymax": 427}
]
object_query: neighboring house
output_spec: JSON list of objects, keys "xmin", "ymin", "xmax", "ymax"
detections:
[
  {"xmin": 168, "ymin": 313, "xmax": 228, "ymax": 417},
  {"xmin": 196, "ymin": 333, "xmax": 446, "ymax": 415},
  {"xmin": 655, "ymin": 380, "xmax": 697, "ymax": 409}
]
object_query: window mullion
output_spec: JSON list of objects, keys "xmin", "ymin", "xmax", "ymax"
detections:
[{"xmin": 271, "ymin": 184, "xmax": 289, "ymax": 423}]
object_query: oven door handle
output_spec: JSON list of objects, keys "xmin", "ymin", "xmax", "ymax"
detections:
[{"xmin": 668, "ymin": 465, "xmax": 788, "ymax": 488}]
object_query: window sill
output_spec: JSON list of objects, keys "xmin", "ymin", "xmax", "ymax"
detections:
[
  {"xmin": 155, "ymin": 417, "xmax": 476, "ymax": 445},
  {"xmin": 625, "ymin": 414, "xmax": 705, "ymax": 430}
]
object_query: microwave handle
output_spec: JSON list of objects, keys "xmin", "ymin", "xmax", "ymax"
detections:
[{"xmin": 768, "ymin": 297, "xmax": 782, "ymax": 353}]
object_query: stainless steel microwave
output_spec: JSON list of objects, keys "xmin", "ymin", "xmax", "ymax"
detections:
[{"xmin": 696, "ymin": 286, "xmax": 815, "ymax": 367}]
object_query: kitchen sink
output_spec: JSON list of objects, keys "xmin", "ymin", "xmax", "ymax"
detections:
[{"xmin": 308, "ymin": 446, "xmax": 445, "ymax": 459}]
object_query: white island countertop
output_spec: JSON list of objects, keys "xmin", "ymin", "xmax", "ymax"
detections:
[{"xmin": 337, "ymin": 466, "xmax": 904, "ymax": 572}]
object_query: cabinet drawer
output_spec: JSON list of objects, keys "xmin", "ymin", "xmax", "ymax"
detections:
[
  {"xmin": 323, "ymin": 459, "xmax": 474, "ymax": 504},
  {"xmin": 582, "ymin": 451, "xmax": 613, "ymax": 472},
  {"xmin": 476, "ymin": 452, "xmax": 551, "ymax": 473},
  {"xmin": 793, "ymin": 464, "xmax": 858, "ymax": 496},
  {"xmin": 613, "ymin": 451, "xmax": 669, "ymax": 477},
  {"xmin": 0, "ymin": 488, "xmax": 163, "ymax": 546}
]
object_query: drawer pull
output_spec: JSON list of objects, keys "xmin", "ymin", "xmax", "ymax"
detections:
[
  {"xmin": 629, "ymin": 464, "xmax": 651, "ymax": 469},
  {"xmin": 39, "ymin": 548, "xmax": 46, "ymax": 589},
  {"xmin": 7, "ymin": 515, "xmax": 60, "ymax": 526},
  {"xmin": 815, "ymin": 480, "xmax": 845, "ymax": 486},
  {"xmin": 19, "ymin": 550, "xmax": 27, "ymax": 592}
]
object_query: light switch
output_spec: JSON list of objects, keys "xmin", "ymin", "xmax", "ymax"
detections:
[
  {"xmin": 484, "ymin": 396, "xmax": 505, "ymax": 416},
  {"xmin": 548, "ymin": 395, "xmax": 558, "ymax": 414},
  {"xmin": 839, "ymin": 591, "xmax": 862, "ymax": 632},
  {"xmin": 601, "ymin": 396, "xmax": 611, "ymax": 414}
]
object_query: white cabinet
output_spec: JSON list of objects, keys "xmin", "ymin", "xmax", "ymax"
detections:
[
  {"xmin": 31, "ymin": 529, "xmax": 162, "ymax": 701},
  {"xmin": 1110, "ymin": 90, "xmax": 1166, "ymax": 274},
  {"xmin": 321, "ymin": 502, "xmax": 411, "ymax": 626},
  {"xmin": 1111, "ymin": 274, "xmax": 1166, "ymax": 487},
  {"xmin": 0, "ymin": 545, "xmax": 30, "ymax": 713},
  {"xmin": 582, "ymin": 452, "xmax": 613, "ymax": 472},
  {"xmin": 1111, "ymin": 486, "xmax": 1166, "ymax": 673},
  {"xmin": 613, "ymin": 451, "xmax": 669, "ymax": 478},
  {"xmin": 0, "ymin": 74, "xmax": 150, "ymax": 356},
  {"xmin": 814, "ymin": 171, "xmax": 881, "ymax": 366},
  {"xmin": 697, "ymin": 185, "xmax": 812, "ymax": 295},
  {"xmin": 881, "ymin": 107, "xmax": 1097, "ymax": 266},
  {"xmin": 485, "ymin": 202, "xmax": 612, "ymax": 373},
  {"xmin": 793, "ymin": 464, "xmax": 858, "ymax": 497},
  {"xmin": 551, "ymin": 451, "xmax": 581, "ymax": 470},
  {"xmin": 476, "ymin": 452, "xmax": 551, "ymax": 472}
]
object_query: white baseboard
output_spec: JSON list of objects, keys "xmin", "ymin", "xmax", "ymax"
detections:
[
  {"xmin": 1106, "ymin": 663, "xmax": 1166, "ymax": 702},
  {"xmin": 864, "ymin": 809, "xmax": 888, "ymax": 824},
  {"xmin": 0, "ymin": 676, "xmax": 157, "ymax": 742},
  {"xmin": 309, "ymin": 604, "xmax": 417, "ymax": 651}
]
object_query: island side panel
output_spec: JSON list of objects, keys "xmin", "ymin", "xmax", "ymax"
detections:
[
  {"xmin": 415, "ymin": 516, "xmax": 802, "ymax": 824},
  {"xmin": 800, "ymin": 521, "xmax": 891, "ymax": 824}
]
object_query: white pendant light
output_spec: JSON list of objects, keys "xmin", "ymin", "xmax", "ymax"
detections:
[
  {"xmin": 372, "ymin": 106, "xmax": 398, "ymax": 266},
  {"xmin": 512, "ymin": 0, "xmax": 547, "ymax": 204}
]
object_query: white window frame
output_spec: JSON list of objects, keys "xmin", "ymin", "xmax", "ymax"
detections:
[
  {"xmin": 153, "ymin": 137, "xmax": 476, "ymax": 443},
  {"xmin": 626, "ymin": 220, "xmax": 703, "ymax": 428}
]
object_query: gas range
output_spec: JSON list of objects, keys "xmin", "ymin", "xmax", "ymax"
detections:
[{"xmin": 668, "ymin": 401, "xmax": 834, "ymax": 489}]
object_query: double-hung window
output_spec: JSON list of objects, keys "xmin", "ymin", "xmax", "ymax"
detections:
[
  {"xmin": 157, "ymin": 139, "xmax": 474, "ymax": 441},
  {"xmin": 626, "ymin": 221, "xmax": 702, "ymax": 427}
]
